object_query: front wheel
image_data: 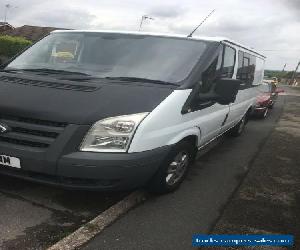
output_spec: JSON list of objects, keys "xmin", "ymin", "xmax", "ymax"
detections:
[{"xmin": 147, "ymin": 141, "xmax": 194, "ymax": 194}]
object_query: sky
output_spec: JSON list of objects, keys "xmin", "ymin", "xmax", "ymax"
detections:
[{"xmin": 1, "ymin": 0, "xmax": 299, "ymax": 70}]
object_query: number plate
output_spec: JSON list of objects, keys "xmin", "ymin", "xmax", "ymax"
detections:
[{"xmin": 0, "ymin": 155, "xmax": 21, "ymax": 169}]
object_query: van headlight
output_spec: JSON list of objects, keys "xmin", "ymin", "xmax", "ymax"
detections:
[{"xmin": 80, "ymin": 113, "xmax": 148, "ymax": 152}]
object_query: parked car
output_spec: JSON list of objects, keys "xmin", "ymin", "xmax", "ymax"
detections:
[
  {"xmin": 253, "ymin": 82, "xmax": 284, "ymax": 118},
  {"xmin": 0, "ymin": 31, "xmax": 265, "ymax": 193}
]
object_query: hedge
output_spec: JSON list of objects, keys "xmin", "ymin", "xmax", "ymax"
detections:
[{"xmin": 0, "ymin": 35, "xmax": 32, "ymax": 58}]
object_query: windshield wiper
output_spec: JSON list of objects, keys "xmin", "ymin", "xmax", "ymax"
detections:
[
  {"xmin": 58, "ymin": 75, "xmax": 101, "ymax": 81},
  {"xmin": 1, "ymin": 68, "xmax": 87, "ymax": 75},
  {"xmin": 0, "ymin": 68, "xmax": 22, "ymax": 73},
  {"xmin": 105, "ymin": 77, "xmax": 178, "ymax": 86},
  {"xmin": 1, "ymin": 68, "xmax": 99, "ymax": 81},
  {"xmin": 20, "ymin": 68, "xmax": 90, "ymax": 76}
]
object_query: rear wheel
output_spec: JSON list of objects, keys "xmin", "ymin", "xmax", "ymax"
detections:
[
  {"xmin": 147, "ymin": 141, "xmax": 195, "ymax": 194},
  {"xmin": 229, "ymin": 114, "xmax": 247, "ymax": 137}
]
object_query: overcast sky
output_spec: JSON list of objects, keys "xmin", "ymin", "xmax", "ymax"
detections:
[{"xmin": 1, "ymin": 0, "xmax": 299, "ymax": 70}]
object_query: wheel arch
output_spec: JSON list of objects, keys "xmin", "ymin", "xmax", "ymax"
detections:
[
  {"xmin": 167, "ymin": 127, "xmax": 200, "ymax": 151},
  {"xmin": 245, "ymin": 105, "xmax": 253, "ymax": 122}
]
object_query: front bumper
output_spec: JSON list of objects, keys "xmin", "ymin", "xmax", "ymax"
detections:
[
  {"xmin": 0, "ymin": 118, "xmax": 171, "ymax": 190},
  {"xmin": 0, "ymin": 146, "xmax": 171, "ymax": 190}
]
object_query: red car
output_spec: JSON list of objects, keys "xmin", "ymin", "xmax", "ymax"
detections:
[{"xmin": 253, "ymin": 83, "xmax": 284, "ymax": 118}]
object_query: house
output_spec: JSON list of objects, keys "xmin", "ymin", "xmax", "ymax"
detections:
[
  {"xmin": 2, "ymin": 25, "xmax": 67, "ymax": 42},
  {"xmin": 0, "ymin": 22, "xmax": 14, "ymax": 33}
]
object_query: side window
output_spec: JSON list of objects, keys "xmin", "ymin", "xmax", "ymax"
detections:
[
  {"xmin": 188, "ymin": 45, "xmax": 237, "ymax": 111},
  {"xmin": 198, "ymin": 45, "xmax": 223, "ymax": 95},
  {"xmin": 237, "ymin": 51, "xmax": 256, "ymax": 87},
  {"xmin": 220, "ymin": 46, "xmax": 236, "ymax": 78},
  {"xmin": 238, "ymin": 51, "xmax": 243, "ymax": 71},
  {"xmin": 253, "ymin": 57, "xmax": 264, "ymax": 85},
  {"xmin": 237, "ymin": 51, "xmax": 244, "ymax": 82},
  {"xmin": 249, "ymin": 54, "xmax": 256, "ymax": 85},
  {"xmin": 243, "ymin": 56, "xmax": 250, "ymax": 68}
]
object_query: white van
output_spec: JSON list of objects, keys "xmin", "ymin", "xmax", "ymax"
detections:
[{"xmin": 0, "ymin": 31, "xmax": 265, "ymax": 193}]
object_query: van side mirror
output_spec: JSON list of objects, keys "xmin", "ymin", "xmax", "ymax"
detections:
[{"xmin": 214, "ymin": 78, "xmax": 242, "ymax": 105}]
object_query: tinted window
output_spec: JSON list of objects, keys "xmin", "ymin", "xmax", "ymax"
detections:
[
  {"xmin": 221, "ymin": 46, "xmax": 236, "ymax": 78},
  {"xmin": 238, "ymin": 51, "xmax": 243, "ymax": 71},
  {"xmin": 193, "ymin": 45, "xmax": 237, "ymax": 108},
  {"xmin": 237, "ymin": 51, "xmax": 256, "ymax": 87},
  {"xmin": 199, "ymin": 46, "xmax": 223, "ymax": 95},
  {"xmin": 6, "ymin": 33, "xmax": 211, "ymax": 84},
  {"xmin": 189, "ymin": 46, "xmax": 224, "ymax": 109}
]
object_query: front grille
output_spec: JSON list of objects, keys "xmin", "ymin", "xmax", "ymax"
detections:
[
  {"xmin": 0, "ymin": 115, "xmax": 67, "ymax": 149},
  {"xmin": 0, "ymin": 75, "xmax": 98, "ymax": 92},
  {"xmin": 0, "ymin": 137, "xmax": 49, "ymax": 148}
]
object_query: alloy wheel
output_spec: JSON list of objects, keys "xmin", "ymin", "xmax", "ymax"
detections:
[
  {"xmin": 166, "ymin": 151, "xmax": 189, "ymax": 186},
  {"xmin": 238, "ymin": 116, "xmax": 246, "ymax": 134}
]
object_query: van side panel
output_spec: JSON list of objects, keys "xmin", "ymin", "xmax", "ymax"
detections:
[
  {"xmin": 129, "ymin": 90, "xmax": 192, "ymax": 153},
  {"xmin": 226, "ymin": 89, "xmax": 256, "ymax": 129},
  {"xmin": 129, "ymin": 89, "xmax": 229, "ymax": 153}
]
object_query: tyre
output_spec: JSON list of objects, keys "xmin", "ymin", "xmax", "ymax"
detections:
[
  {"xmin": 229, "ymin": 114, "xmax": 247, "ymax": 137},
  {"xmin": 147, "ymin": 140, "xmax": 195, "ymax": 194}
]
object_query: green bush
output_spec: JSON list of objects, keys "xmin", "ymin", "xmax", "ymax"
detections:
[
  {"xmin": 264, "ymin": 69, "xmax": 293, "ymax": 79},
  {"xmin": 0, "ymin": 35, "xmax": 32, "ymax": 58}
]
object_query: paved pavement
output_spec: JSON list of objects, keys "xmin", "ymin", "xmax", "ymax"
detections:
[
  {"xmin": 82, "ymin": 95, "xmax": 286, "ymax": 250},
  {"xmin": 0, "ymin": 177, "xmax": 128, "ymax": 249},
  {"xmin": 210, "ymin": 88, "xmax": 300, "ymax": 249}
]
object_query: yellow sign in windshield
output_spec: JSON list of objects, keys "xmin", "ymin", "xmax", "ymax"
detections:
[{"xmin": 52, "ymin": 51, "xmax": 75, "ymax": 59}]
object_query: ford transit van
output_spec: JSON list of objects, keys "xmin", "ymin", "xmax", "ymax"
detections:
[{"xmin": 0, "ymin": 31, "xmax": 265, "ymax": 193}]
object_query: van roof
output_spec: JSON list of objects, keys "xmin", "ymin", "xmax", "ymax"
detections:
[{"xmin": 52, "ymin": 30, "xmax": 265, "ymax": 58}]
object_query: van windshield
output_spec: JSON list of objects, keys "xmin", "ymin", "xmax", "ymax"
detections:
[{"xmin": 5, "ymin": 32, "xmax": 210, "ymax": 84}]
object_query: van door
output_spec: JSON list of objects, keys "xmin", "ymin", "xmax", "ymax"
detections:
[
  {"xmin": 188, "ymin": 102, "xmax": 229, "ymax": 146},
  {"xmin": 224, "ymin": 51, "xmax": 256, "ymax": 131},
  {"xmin": 188, "ymin": 44, "xmax": 236, "ymax": 146},
  {"xmin": 217, "ymin": 45, "xmax": 239, "ymax": 133}
]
